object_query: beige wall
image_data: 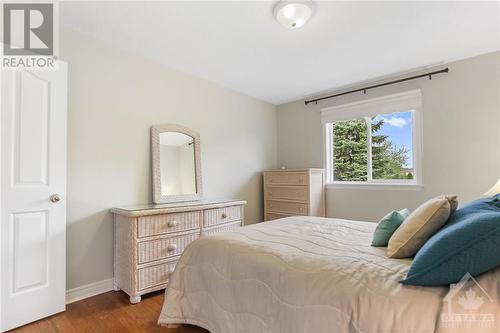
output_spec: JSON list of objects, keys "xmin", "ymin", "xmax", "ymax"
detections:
[
  {"xmin": 277, "ymin": 52, "xmax": 500, "ymax": 222},
  {"xmin": 61, "ymin": 28, "xmax": 277, "ymax": 289}
]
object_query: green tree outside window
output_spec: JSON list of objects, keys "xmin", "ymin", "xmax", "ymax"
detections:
[{"xmin": 332, "ymin": 115, "xmax": 412, "ymax": 181}]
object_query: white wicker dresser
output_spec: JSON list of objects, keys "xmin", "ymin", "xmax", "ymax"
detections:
[{"xmin": 111, "ymin": 199, "xmax": 246, "ymax": 303}]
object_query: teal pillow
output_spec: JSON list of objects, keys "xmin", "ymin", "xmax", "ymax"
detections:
[
  {"xmin": 372, "ymin": 209, "xmax": 410, "ymax": 247},
  {"xmin": 402, "ymin": 195, "xmax": 500, "ymax": 286}
]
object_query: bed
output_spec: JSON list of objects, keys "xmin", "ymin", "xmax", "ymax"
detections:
[{"xmin": 158, "ymin": 216, "xmax": 499, "ymax": 333}]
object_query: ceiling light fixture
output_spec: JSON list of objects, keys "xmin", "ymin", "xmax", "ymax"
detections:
[{"xmin": 273, "ymin": 0, "xmax": 314, "ymax": 29}]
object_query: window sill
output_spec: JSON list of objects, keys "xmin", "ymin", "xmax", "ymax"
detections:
[{"xmin": 326, "ymin": 182, "xmax": 424, "ymax": 191}]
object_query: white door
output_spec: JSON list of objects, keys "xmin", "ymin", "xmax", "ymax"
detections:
[{"xmin": 1, "ymin": 63, "xmax": 67, "ymax": 331}]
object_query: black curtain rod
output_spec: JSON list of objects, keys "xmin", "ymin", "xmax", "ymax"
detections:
[{"xmin": 304, "ymin": 67, "xmax": 449, "ymax": 105}]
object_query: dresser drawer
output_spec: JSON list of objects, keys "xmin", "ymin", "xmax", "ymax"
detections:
[
  {"xmin": 138, "ymin": 261, "xmax": 177, "ymax": 291},
  {"xmin": 203, "ymin": 220, "xmax": 242, "ymax": 235},
  {"xmin": 266, "ymin": 186, "xmax": 308, "ymax": 202},
  {"xmin": 264, "ymin": 172, "xmax": 308, "ymax": 186},
  {"xmin": 266, "ymin": 200, "xmax": 308, "ymax": 215},
  {"xmin": 203, "ymin": 205, "xmax": 242, "ymax": 227},
  {"xmin": 137, "ymin": 211, "xmax": 201, "ymax": 238},
  {"xmin": 137, "ymin": 232, "xmax": 199, "ymax": 264},
  {"xmin": 265, "ymin": 212, "xmax": 292, "ymax": 221}
]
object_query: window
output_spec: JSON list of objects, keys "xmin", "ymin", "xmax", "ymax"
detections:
[{"xmin": 322, "ymin": 90, "xmax": 422, "ymax": 187}]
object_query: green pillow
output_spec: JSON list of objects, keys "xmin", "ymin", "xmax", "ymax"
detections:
[{"xmin": 371, "ymin": 209, "xmax": 410, "ymax": 247}]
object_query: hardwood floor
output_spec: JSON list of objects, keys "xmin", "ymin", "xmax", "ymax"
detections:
[{"xmin": 10, "ymin": 291, "xmax": 209, "ymax": 333}]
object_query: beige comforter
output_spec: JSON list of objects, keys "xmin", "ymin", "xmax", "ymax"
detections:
[{"xmin": 158, "ymin": 216, "xmax": 461, "ymax": 332}]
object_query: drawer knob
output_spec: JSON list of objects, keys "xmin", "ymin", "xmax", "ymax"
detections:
[
  {"xmin": 167, "ymin": 244, "xmax": 177, "ymax": 252},
  {"xmin": 221, "ymin": 213, "xmax": 228, "ymax": 219},
  {"xmin": 168, "ymin": 221, "xmax": 178, "ymax": 228}
]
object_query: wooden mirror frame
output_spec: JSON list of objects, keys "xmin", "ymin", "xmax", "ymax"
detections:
[{"xmin": 151, "ymin": 124, "xmax": 203, "ymax": 204}]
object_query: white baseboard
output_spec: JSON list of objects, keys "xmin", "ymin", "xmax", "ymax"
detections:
[{"xmin": 66, "ymin": 278, "xmax": 114, "ymax": 304}]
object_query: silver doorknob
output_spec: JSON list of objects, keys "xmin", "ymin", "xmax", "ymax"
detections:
[{"xmin": 50, "ymin": 194, "xmax": 62, "ymax": 203}]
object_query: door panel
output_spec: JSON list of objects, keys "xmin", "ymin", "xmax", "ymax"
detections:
[
  {"xmin": 13, "ymin": 71, "xmax": 50, "ymax": 186},
  {"xmin": 12, "ymin": 211, "xmax": 48, "ymax": 293},
  {"xmin": 1, "ymin": 64, "xmax": 67, "ymax": 332}
]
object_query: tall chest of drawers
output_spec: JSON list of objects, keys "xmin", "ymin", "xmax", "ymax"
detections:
[
  {"xmin": 263, "ymin": 169, "xmax": 325, "ymax": 221},
  {"xmin": 111, "ymin": 199, "xmax": 246, "ymax": 303}
]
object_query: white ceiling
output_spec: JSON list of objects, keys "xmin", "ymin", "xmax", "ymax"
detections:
[{"xmin": 60, "ymin": 1, "xmax": 500, "ymax": 105}]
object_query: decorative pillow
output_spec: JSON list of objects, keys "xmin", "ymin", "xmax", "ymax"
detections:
[
  {"xmin": 371, "ymin": 209, "xmax": 410, "ymax": 247},
  {"xmin": 387, "ymin": 195, "xmax": 453, "ymax": 258},
  {"xmin": 446, "ymin": 195, "xmax": 459, "ymax": 214},
  {"xmin": 402, "ymin": 194, "xmax": 500, "ymax": 286}
]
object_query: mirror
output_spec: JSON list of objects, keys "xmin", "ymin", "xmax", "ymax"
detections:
[
  {"xmin": 159, "ymin": 132, "xmax": 196, "ymax": 196},
  {"xmin": 151, "ymin": 124, "xmax": 202, "ymax": 203}
]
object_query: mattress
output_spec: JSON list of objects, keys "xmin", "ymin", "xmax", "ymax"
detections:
[{"xmin": 158, "ymin": 216, "xmax": 498, "ymax": 333}]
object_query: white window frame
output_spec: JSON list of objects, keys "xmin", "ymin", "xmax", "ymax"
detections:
[{"xmin": 321, "ymin": 90, "xmax": 423, "ymax": 190}]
